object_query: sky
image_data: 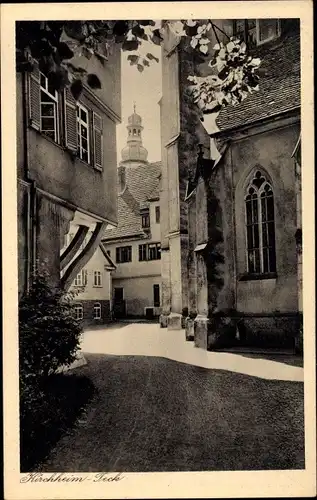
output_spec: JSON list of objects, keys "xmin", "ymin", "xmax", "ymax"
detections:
[{"xmin": 116, "ymin": 43, "xmax": 162, "ymax": 163}]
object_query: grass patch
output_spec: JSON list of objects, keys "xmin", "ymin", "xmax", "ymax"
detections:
[{"xmin": 20, "ymin": 372, "xmax": 95, "ymax": 472}]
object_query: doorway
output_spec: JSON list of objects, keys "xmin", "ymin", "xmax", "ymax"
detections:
[{"xmin": 113, "ymin": 287, "xmax": 126, "ymax": 319}]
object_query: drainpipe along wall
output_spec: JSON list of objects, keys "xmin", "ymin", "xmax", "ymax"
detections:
[{"xmin": 22, "ymin": 70, "xmax": 37, "ymax": 292}]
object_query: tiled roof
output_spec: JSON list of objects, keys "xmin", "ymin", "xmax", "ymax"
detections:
[
  {"xmin": 215, "ymin": 29, "xmax": 300, "ymax": 133},
  {"xmin": 103, "ymin": 161, "xmax": 161, "ymax": 241}
]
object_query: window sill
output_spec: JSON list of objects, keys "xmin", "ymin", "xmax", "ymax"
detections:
[
  {"xmin": 76, "ymin": 157, "xmax": 103, "ymax": 172},
  {"xmin": 92, "ymin": 285, "xmax": 103, "ymax": 288},
  {"xmin": 30, "ymin": 126, "xmax": 62, "ymax": 148},
  {"xmin": 29, "ymin": 128, "xmax": 103, "ymax": 173},
  {"xmin": 239, "ymin": 273, "xmax": 277, "ymax": 282}
]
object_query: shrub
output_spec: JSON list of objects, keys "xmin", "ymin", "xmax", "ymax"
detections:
[
  {"xmin": 19, "ymin": 266, "xmax": 88, "ymax": 470},
  {"xmin": 19, "ymin": 267, "xmax": 83, "ymax": 381}
]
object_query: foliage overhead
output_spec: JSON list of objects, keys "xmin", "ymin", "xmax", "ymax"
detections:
[{"xmin": 16, "ymin": 19, "xmax": 262, "ymax": 115}]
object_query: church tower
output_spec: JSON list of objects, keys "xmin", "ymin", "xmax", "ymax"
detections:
[{"xmin": 121, "ymin": 104, "xmax": 148, "ymax": 164}]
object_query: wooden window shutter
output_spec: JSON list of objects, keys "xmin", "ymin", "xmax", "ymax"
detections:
[
  {"xmin": 93, "ymin": 111, "xmax": 103, "ymax": 169},
  {"xmin": 64, "ymin": 87, "xmax": 78, "ymax": 152},
  {"xmin": 28, "ymin": 60, "xmax": 41, "ymax": 131}
]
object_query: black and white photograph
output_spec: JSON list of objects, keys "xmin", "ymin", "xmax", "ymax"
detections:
[{"xmin": 2, "ymin": 1, "xmax": 316, "ymax": 499}]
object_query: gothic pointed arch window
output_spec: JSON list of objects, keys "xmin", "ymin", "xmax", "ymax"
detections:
[{"xmin": 245, "ymin": 170, "xmax": 276, "ymax": 274}]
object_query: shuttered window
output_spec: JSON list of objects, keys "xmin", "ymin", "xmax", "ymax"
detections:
[
  {"xmin": 27, "ymin": 64, "xmax": 103, "ymax": 168},
  {"xmin": 64, "ymin": 87, "xmax": 78, "ymax": 152},
  {"xmin": 29, "ymin": 65, "xmax": 59, "ymax": 141},
  {"xmin": 77, "ymin": 102, "xmax": 90, "ymax": 163},
  {"xmin": 93, "ymin": 112, "xmax": 103, "ymax": 169},
  {"xmin": 40, "ymin": 73, "xmax": 59, "ymax": 142},
  {"xmin": 28, "ymin": 61, "xmax": 41, "ymax": 131}
]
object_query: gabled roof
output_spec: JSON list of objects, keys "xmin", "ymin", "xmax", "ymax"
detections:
[
  {"xmin": 103, "ymin": 161, "xmax": 161, "ymax": 241},
  {"xmin": 215, "ymin": 28, "xmax": 300, "ymax": 133}
]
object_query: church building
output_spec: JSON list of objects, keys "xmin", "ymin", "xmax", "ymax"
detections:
[
  {"xmin": 102, "ymin": 107, "xmax": 162, "ymax": 319},
  {"xmin": 160, "ymin": 19, "xmax": 302, "ymax": 351}
]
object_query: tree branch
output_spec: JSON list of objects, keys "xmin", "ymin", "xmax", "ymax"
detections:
[
  {"xmin": 210, "ymin": 21, "xmax": 231, "ymax": 41},
  {"xmin": 211, "ymin": 22, "xmax": 220, "ymax": 46}
]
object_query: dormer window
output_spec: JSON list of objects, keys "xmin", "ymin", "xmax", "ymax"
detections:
[
  {"xmin": 257, "ymin": 19, "xmax": 281, "ymax": 45},
  {"xmin": 141, "ymin": 210, "xmax": 150, "ymax": 229},
  {"xmin": 233, "ymin": 19, "xmax": 281, "ymax": 47}
]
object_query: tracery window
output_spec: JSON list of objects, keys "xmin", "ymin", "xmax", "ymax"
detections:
[{"xmin": 245, "ymin": 170, "xmax": 276, "ymax": 274}]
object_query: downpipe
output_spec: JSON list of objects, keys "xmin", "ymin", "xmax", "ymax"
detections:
[{"xmin": 22, "ymin": 70, "xmax": 37, "ymax": 291}]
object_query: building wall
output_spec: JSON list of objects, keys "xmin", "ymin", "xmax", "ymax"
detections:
[
  {"xmin": 160, "ymin": 31, "xmax": 211, "ymax": 322},
  {"xmin": 103, "ymin": 200, "xmax": 161, "ymax": 317},
  {"xmin": 188, "ymin": 116, "xmax": 301, "ymax": 348},
  {"xmin": 69, "ymin": 246, "xmax": 112, "ymax": 301},
  {"xmin": 112, "ymin": 275, "xmax": 162, "ymax": 317},
  {"xmin": 17, "ymin": 48, "xmax": 121, "ymax": 295},
  {"xmin": 17, "ymin": 49, "xmax": 120, "ymax": 224},
  {"xmin": 69, "ymin": 43, "xmax": 121, "ymax": 119},
  {"xmin": 18, "ymin": 181, "xmax": 30, "ymax": 296},
  {"xmin": 27, "ymin": 109, "xmax": 118, "ymax": 225},
  {"xmin": 159, "ymin": 32, "xmax": 180, "ymax": 322},
  {"xmin": 109, "ymin": 238, "xmax": 162, "ymax": 279},
  {"xmin": 70, "ymin": 245, "xmax": 113, "ymax": 325},
  {"xmin": 74, "ymin": 300, "xmax": 111, "ymax": 326},
  {"xmin": 233, "ymin": 122, "xmax": 300, "ymax": 315},
  {"xmin": 16, "ymin": 72, "xmax": 25, "ymax": 180},
  {"xmin": 105, "ymin": 202, "xmax": 161, "ymax": 279}
]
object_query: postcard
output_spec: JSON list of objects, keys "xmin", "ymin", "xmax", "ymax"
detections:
[{"xmin": 2, "ymin": 1, "xmax": 316, "ymax": 498}]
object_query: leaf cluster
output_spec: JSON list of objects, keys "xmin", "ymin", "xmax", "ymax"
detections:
[{"xmin": 16, "ymin": 19, "xmax": 262, "ymax": 116}]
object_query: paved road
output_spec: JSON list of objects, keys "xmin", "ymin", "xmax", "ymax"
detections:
[
  {"xmin": 38, "ymin": 352, "xmax": 304, "ymax": 472},
  {"xmin": 80, "ymin": 323, "xmax": 303, "ymax": 381}
]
